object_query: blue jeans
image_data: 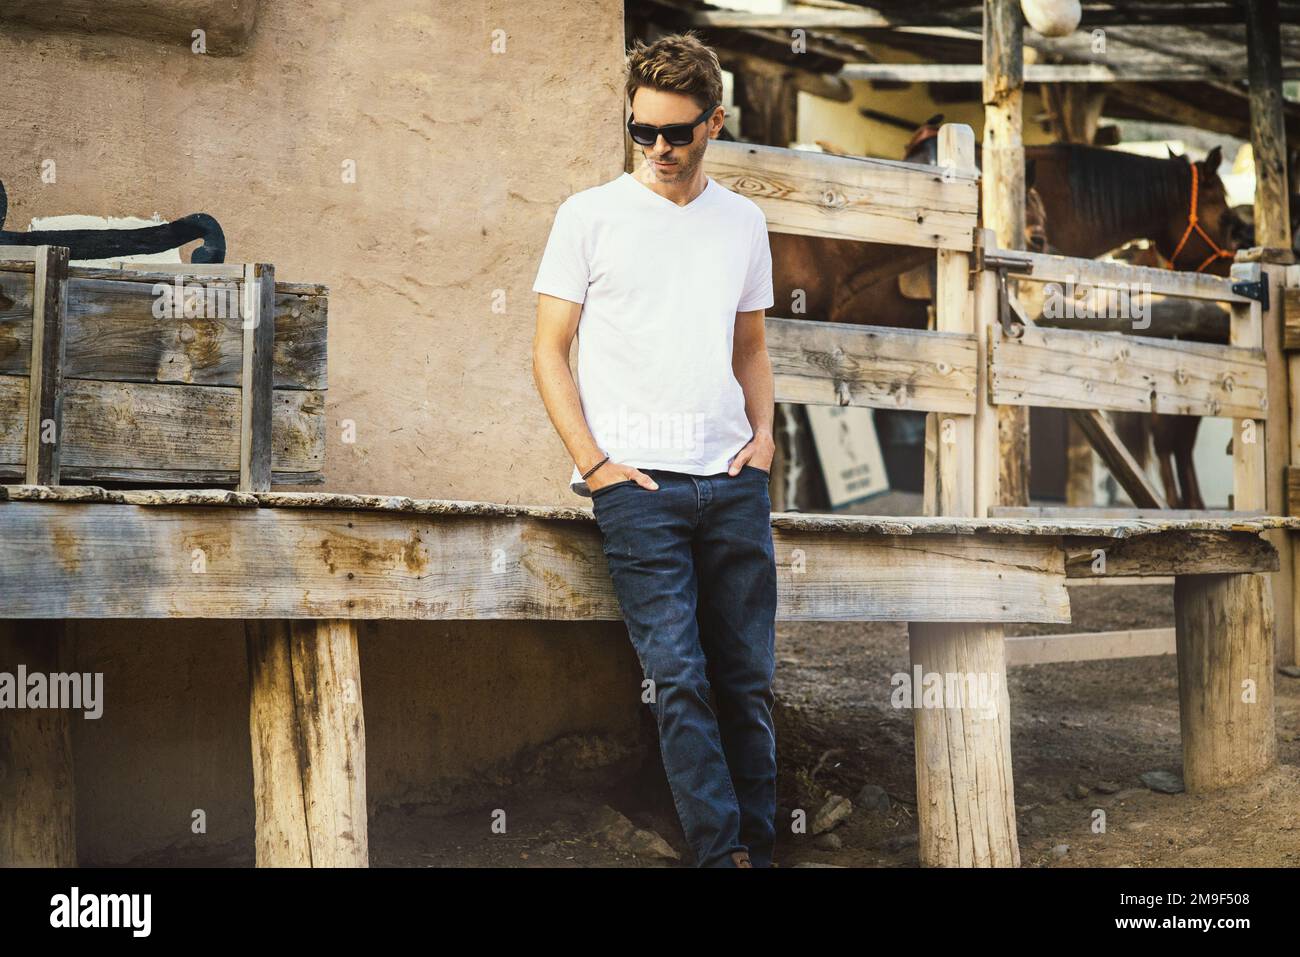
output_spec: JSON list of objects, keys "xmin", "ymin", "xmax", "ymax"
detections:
[{"xmin": 591, "ymin": 465, "xmax": 778, "ymax": 867}]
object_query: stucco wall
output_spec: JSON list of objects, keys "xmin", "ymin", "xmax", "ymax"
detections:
[{"xmin": 0, "ymin": 1, "xmax": 641, "ymax": 863}]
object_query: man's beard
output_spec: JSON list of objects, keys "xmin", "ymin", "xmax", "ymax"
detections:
[{"xmin": 644, "ymin": 143, "xmax": 703, "ymax": 183}]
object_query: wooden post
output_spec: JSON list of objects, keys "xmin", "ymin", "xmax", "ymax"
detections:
[
  {"xmin": 927, "ymin": 124, "xmax": 978, "ymax": 519},
  {"xmin": 908, "ymin": 622, "xmax": 1020, "ymax": 866},
  {"xmin": 246, "ymin": 618, "xmax": 368, "ymax": 867},
  {"xmin": 913, "ymin": 125, "xmax": 1017, "ymax": 867},
  {"xmin": 26, "ymin": 245, "xmax": 69, "ymax": 485},
  {"xmin": 0, "ymin": 620, "xmax": 76, "ymax": 866},
  {"xmin": 1174, "ymin": 573, "xmax": 1276, "ymax": 791},
  {"xmin": 1247, "ymin": 0, "xmax": 1299, "ymax": 667},
  {"xmin": 1231, "ymin": 263, "xmax": 1268, "ymax": 511},
  {"xmin": 983, "ymin": 0, "xmax": 1030, "ymax": 506},
  {"xmin": 1246, "ymin": 0, "xmax": 1291, "ymax": 255},
  {"xmin": 239, "ymin": 263, "xmax": 275, "ymax": 493}
]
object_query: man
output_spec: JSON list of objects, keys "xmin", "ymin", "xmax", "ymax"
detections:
[{"xmin": 530, "ymin": 31, "xmax": 778, "ymax": 869}]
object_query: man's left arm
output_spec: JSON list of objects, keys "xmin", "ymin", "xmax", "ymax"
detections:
[{"xmin": 728, "ymin": 307, "xmax": 775, "ymax": 476}]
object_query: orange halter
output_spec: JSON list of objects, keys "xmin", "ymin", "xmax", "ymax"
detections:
[{"xmin": 1167, "ymin": 163, "xmax": 1235, "ymax": 273}]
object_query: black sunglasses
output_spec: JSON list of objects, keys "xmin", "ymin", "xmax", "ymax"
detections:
[{"xmin": 627, "ymin": 103, "xmax": 719, "ymax": 147}]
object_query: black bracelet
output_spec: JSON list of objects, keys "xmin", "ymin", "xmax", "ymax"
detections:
[{"xmin": 581, "ymin": 454, "xmax": 609, "ymax": 480}]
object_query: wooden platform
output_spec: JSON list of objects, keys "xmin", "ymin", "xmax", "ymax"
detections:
[
  {"xmin": 0, "ymin": 485, "xmax": 1284, "ymax": 868},
  {"xmin": 0, "ymin": 484, "xmax": 1291, "ymax": 623}
]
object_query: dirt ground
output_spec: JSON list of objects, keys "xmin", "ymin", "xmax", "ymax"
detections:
[{"xmin": 360, "ymin": 582, "xmax": 1300, "ymax": 868}]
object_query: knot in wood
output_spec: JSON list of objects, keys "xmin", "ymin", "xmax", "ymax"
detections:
[{"xmin": 820, "ymin": 189, "xmax": 848, "ymax": 209}]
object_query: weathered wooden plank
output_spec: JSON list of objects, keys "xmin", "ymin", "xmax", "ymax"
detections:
[
  {"xmin": 0, "ymin": 376, "xmax": 323, "ymax": 475},
  {"xmin": 703, "ymin": 139, "xmax": 978, "ymax": 250},
  {"xmin": 1069, "ymin": 409, "xmax": 1167, "ymax": 508},
  {"xmin": 766, "ymin": 317, "xmax": 977, "ymax": 413},
  {"xmin": 1005, "ymin": 627, "xmax": 1174, "ymax": 665},
  {"xmin": 999, "ymin": 248, "xmax": 1251, "ymax": 303},
  {"xmin": 1063, "ymin": 531, "xmax": 1279, "ymax": 577},
  {"xmin": 0, "ymin": 502, "xmax": 1069, "ymax": 623},
  {"xmin": 993, "ymin": 506, "xmax": 1265, "ymax": 520},
  {"xmin": 989, "ymin": 325, "xmax": 1268, "ymax": 418},
  {"xmin": 240, "ymin": 264, "xmax": 275, "ymax": 492},
  {"xmin": 26, "ymin": 247, "xmax": 69, "ymax": 484},
  {"xmin": 0, "ymin": 273, "xmax": 327, "ymax": 389}
]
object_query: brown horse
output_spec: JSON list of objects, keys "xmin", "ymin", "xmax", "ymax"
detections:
[
  {"xmin": 769, "ymin": 129, "xmax": 1242, "ymax": 509},
  {"xmin": 1025, "ymin": 144, "xmax": 1243, "ymax": 508}
]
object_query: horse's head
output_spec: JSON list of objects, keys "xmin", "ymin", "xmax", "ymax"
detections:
[{"xmin": 1163, "ymin": 145, "xmax": 1238, "ymax": 275}]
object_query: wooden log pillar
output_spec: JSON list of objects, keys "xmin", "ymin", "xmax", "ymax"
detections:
[
  {"xmin": 1247, "ymin": 0, "xmax": 1299, "ymax": 667},
  {"xmin": 246, "ymin": 619, "xmax": 368, "ymax": 867},
  {"xmin": 1174, "ymin": 573, "xmax": 1276, "ymax": 791},
  {"xmin": 0, "ymin": 620, "xmax": 76, "ymax": 866},
  {"xmin": 983, "ymin": 0, "xmax": 1030, "ymax": 506},
  {"xmin": 908, "ymin": 622, "xmax": 1020, "ymax": 867},
  {"xmin": 913, "ymin": 124, "xmax": 1017, "ymax": 867}
]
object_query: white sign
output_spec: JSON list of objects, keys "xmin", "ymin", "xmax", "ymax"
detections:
[{"xmin": 806, "ymin": 405, "xmax": 889, "ymax": 507}]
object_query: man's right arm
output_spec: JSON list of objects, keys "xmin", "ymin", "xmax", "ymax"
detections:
[{"xmin": 531, "ymin": 293, "xmax": 657, "ymax": 492}]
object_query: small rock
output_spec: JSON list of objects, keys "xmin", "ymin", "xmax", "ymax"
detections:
[
  {"xmin": 1094, "ymin": 780, "xmax": 1122, "ymax": 794},
  {"xmin": 811, "ymin": 794, "xmax": 853, "ymax": 834},
  {"xmin": 1123, "ymin": 821, "xmax": 1150, "ymax": 832},
  {"xmin": 1112, "ymin": 788, "xmax": 1146, "ymax": 802},
  {"xmin": 855, "ymin": 784, "xmax": 891, "ymax": 813},
  {"xmin": 814, "ymin": 832, "xmax": 843, "ymax": 851},
  {"xmin": 1051, "ymin": 844, "xmax": 1070, "ymax": 858},
  {"xmin": 584, "ymin": 805, "xmax": 680, "ymax": 861},
  {"xmin": 1140, "ymin": 770, "xmax": 1185, "ymax": 794},
  {"xmin": 1278, "ymin": 664, "xmax": 1300, "ymax": 678},
  {"xmin": 1068, "ymin": 783, "xmax": 1090, "ymax": 800},
  {"xmin": 881, "ymin": 833, "xmax": 919, "ymax": 853}
]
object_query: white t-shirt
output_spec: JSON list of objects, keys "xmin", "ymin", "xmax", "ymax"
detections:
[{"xmin": 532, "ymin": 171, "xmax": 774, "ymax": 496}]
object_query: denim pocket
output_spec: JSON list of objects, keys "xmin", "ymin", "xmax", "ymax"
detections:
[
  {"xmin": 741, "ymin": 464, "xmax": 771, "ymax": 477},
  {"xmin": 591, "ymin": 478, "xmax": 636, "ymax": 498}
]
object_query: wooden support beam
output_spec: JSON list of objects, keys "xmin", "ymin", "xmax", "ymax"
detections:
[
  {"xmin": 0, "ymin": 500, "xmax": 1072, "ymax": 623},
  {"xmin": 1252, "ymin": 261, "xmax": 1296, "ymax": 665},
  {"xmin": 974, "ymin": 232, "xmax": 1002, "ymax": 515},
  {"xmin": 702, "ymin": 139, "xmax": 979, "ymax": 250},
  {"xmin": 240, "ymin": 264, "xmax": 275, "ymax": 493},
  {"xmin": 1069, "ymin": 409, "xmax": 1168, "ymax": 509},
  {"xmin": 1005, "ymin": 626, "xmax": 1174, "ymax": 666},
  {"xmin": 984, "ymin": 0, "xmax": 1029, "ymax": 508},
  {"xmin": 1064, "ymin": 532, "xmax": 1279, "ymax": 577},
  {"xmin": 927, "ymin": 124, "xmax": 979, "ymax": 518},
  {"xmin": 1000, "ymin": 247, "xmax": 1250, "ymax": 303},
  {"xmin": 908, "ymin": 621, "xmax": 1019, "ymax": 866},
  {"xmin": 1231, "ymin": 263, "xmax": 1267, "ymax": 513},
  {"xmin": 1174, "ymin": 573, "xmax": 1276, "ymax": 792},
  {"xmin": 766, "ymin": 318, "xmax": 977, "ymax": 413},
  {"xmin": 0, "ymin": 620, "xmax": 76, "ymax": 866},
  {"xmin": 1246, "ymin": 0, "xmax": 1293, "ymax": 253},
  {"xmin": 25, "ymin": 246, "xmax": 69, "ymax": 486},
  {"xmin": 990, "ymin": 325, "xmax": 1268, "ymax": 419},
  {"xmin": 842, "ymin": 62, "xmax": 1300, "ymax": 84},
  {"xmin": 247, "ymin": 618, "xmax": 368, "ymax": 867}
]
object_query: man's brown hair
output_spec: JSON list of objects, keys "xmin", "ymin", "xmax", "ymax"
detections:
[{"xmin": 625, "ymin": 31, "xmax": 723, "ymax": 113}]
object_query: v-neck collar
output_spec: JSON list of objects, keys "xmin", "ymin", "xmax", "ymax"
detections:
[{"xmin": 622, "ymin": 171, "xmax": 713, "ymax": 212}]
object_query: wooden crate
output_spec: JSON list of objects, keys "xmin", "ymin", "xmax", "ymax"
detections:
[{"xmin": 0, "ymin": 248, "xmax": 326, "ymax": 488}]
